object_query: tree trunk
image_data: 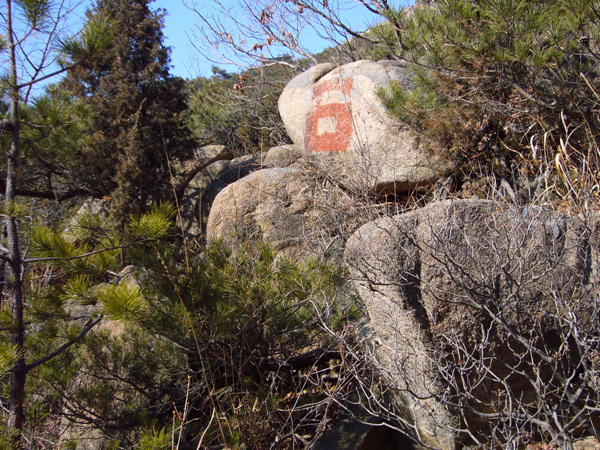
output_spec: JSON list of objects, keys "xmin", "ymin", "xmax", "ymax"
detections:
[{"xmin": 4, "ymin": 0, "xmax": 26, "ymax": 433}]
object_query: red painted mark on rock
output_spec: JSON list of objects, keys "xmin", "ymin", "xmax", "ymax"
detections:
[{"xmin": 306, "ymin": 77, "xmax": 354, "ymax": 152}]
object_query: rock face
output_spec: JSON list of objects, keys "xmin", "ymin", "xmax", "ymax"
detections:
[
  {"xmin": 345, "ymin": 200, "xmax": 599, "ymax": 449},
  {"xmin": 200, "ymin": 59, "xmax": 600, "ymax": 446},
  {"xmin": 177, "ymin": 145, "xmax": 236, "ymax": 241},
  {"xmin": 206, "ymin": 167, "xmax": 355, "ymax": 259},
  {"xmin": 196, "ymin": 154, "xmax": 260, "ymax": 240},
  {"xmin": 262, "ymin": 144, "xmax": 303, "ymax": 169},
  {"xmin": 278, "ymin": 60, "xmax": 454, "ymax": 192}
]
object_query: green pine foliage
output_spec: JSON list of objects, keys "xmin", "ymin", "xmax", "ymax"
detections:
[
  {"xmin": 61, "ymin": 0, "xmax": 197, "ymax": 222},
  {"xmin": 0, "ymin": 343, "xmax": 18, "ymax": 375},
  {"xmin": 3, "ymin": 1, "xmax": 357, "ymax": 446},
  {"xmin": 15, "ymin": 87, "xmax": 96, "ymax": 199},
  {"xmin": 129, "ymin": 202, "xmax": 176, "ymax": 241},
  {"xmin": 25, "ymin": 230, "xmax": 357, "ymax": 447},
  {"xmin": 97, "ymin": 283, "xmax": 147, "ymax": 321},
  {"xmin": 0, "ymin": 5, "xmax": 114, "ymax": 202},
  {"xmin": 0, "ymin": 189, "xmax": 356, "ymax": 447},
  {"xmin": 135, "ymin": 428, "xmax": 170, "ymax": 450},
  {"xmin": 0, "ymin": 202, "xmax": 180, "ymax": 443},
  {"xmin": 377, "ymin": 0, "xmax": 600, "ymax": 198},
  {"xmin": 135, "ymin": 241, "xmax": 357, "ymax": 448},
  {"xmin": 13, "ymin": 0, "xmax": 50, "ymax": 29},
  {"xmin": 59, "ymin": 9, "xmax": 114, "ymax": 62}
]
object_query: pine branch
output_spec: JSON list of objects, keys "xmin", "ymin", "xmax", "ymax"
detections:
[
  {"xmin": 174, "ymin": 148, "xmax": 234, "ymax": 199},
  {"xmin": 14, "ymin": 316, "xmax": 103, "ymax": 374}
]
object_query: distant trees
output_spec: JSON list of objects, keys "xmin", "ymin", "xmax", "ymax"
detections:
[
  {"xmin": 186, "ymin": 63, "xmax": 294, "ymax": 155},
  {"xmin": 62, "ymin": 0, "xmax": 196, "ymax": 222}
]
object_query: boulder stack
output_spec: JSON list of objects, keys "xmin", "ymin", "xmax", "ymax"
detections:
[{"xmin": 206, "ymin": 167, "xmax": 355, "ymax": 259}]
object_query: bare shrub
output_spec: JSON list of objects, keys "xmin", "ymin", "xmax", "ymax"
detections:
[{"xmin": 344, "ymin": 199, "xmax": 600, "ymax": 449}]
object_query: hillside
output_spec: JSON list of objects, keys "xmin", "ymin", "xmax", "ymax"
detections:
[{"xmin": 1, "ymin": 1, "xmax": 599, "ymax": 449}]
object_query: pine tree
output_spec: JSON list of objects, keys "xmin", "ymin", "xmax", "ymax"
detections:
[
  {"xmin": 376, "ymin": 0, "xmax": 600, "ymax": 187},
  {"xmin": 63, "ymin": 0, "xmax": 195, "ymax": 223},
  {"xmin": 0, "ymin": 0, "xmax": 112, "ymax": 441}
]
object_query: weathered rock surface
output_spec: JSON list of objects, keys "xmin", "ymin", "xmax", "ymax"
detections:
[
  {"xmin": 262, "ymin": 144, "xmax": 303, "ymax": 168},
  {"xmin": 574, "ymin": 437, "xmax": 600, "ymax": 450},
  {"xmin": 175, "ymin": 145, "xmax": 238, "ymax": 241},
  {"xmin": 278, "ymin": 60, "xmax": 455, "ymax": 192},
  {"xmin": 206, "ymin": 167, "xmax": 356, "ymax": 259},
  {"xmin": 345, "ymin": 199, "xmax": 599, "ymax": 449},
  {"xmin": 196, "ymin": 155, "xmax": 262, "ymax": 240}
]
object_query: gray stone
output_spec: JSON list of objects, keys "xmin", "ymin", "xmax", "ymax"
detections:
[
  {"xmin": 574, "ymin": 437, "xmax": 600, "ymax": 450},
  {"xmin": 262, "ymin": 144, "xmax": 303, "ymax": 168},
  {"xmin": 196, "ymin": 155, "xmax": 261, "ymax": 241},
  {"xmin": 206, "ymin": 167, "xmax": 355, "ymax": 259},
  {"xmin": 345, "ymin": 200, "xmax": 599, "ymax": 449},
  {"xmin": 278, "ymin": 60, "xmax": 455, "ymax": 193}
]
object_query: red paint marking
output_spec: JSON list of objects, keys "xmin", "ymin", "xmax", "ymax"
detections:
[{"xmin": 306, "ymin": 77, "xmax": 354, "ymax": 152}]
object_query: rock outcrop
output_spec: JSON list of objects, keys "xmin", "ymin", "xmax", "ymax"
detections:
[
  {"xmin": 175, "ymin": 146, "xmax": 262, "ymax": 242},
  {"xmin": 206, "ymin": 167, "xmax": 356, "ymax": 259},
  {"xmin": 199, "ymin": 59, "xmax": 600, "ymax": 447},
  {"xmin": 177, "ymin": 145, "xmax": 235, "ymax": 240},
  {"xmin": 278, "ymin": 60, "xmax": 455, "ymax": 192},
  {"xmin": 196, "ymin": 154, "xmax": 260, "ymax": 240},
  {"xmin": 262, "ymin": 144, "xmax": 303, "ymax": 169},
  {"xmin": 345, "ymin": 199, "xmax": 599, "ymax": 448}
]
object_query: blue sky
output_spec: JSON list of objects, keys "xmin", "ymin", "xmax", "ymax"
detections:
[
  {"xmin": 154, "ymin": 0, "xmax": 202, "ymax": 78},
  {"xmin": 11, "ymin": 0, "xmax": 412, "ymax": 86},
  {"xmin": 146, "ymin": 0, "xmax": 412, "ymax": 79},
  {"xmin": 153, "ymin": 0, "xmax": 412, "ymax": 78}
]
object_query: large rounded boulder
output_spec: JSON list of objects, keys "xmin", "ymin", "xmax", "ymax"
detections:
[
  {"xmin": 278, "ymin": 60, "xmax": 455, "ymax": 192},
  {"xmin": 206, "ymin": 167, "xmax": 356, "ymax": 259},
  {"xmin": 345, "ymin": 200, "xmax": 599, "ymax": 448}
]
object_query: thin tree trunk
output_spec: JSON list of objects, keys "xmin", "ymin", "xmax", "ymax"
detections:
[{"xmin": 4, "ymin": 0, "xmax": 26, "ymax": 433}]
